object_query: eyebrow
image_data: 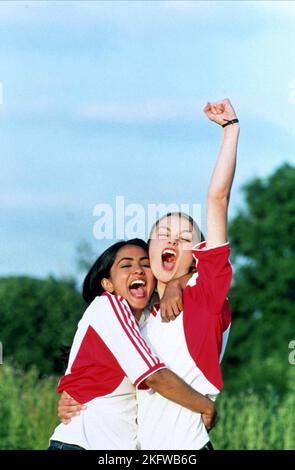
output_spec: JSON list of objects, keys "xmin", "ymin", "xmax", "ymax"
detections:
[
  {"xmin": 157, "ymin": 226, "xmax": 193, "ymax": 234},
  {"xmin": 117, "ymin": 256, "xmax": 150, "ymax": 264}
]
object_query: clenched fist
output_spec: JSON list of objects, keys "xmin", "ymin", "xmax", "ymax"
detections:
[{"xmin": 203, "ymin": 98, "xmax": 238, "ymax": 127}]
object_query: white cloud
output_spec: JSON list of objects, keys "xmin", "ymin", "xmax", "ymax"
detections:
[
  {"xmin": 0, "ymin": 192, "xmax": 87, "ymax": 211},
  {"xmin": 75, "ymin": 99, "xmax": 199, "ymax": 123},
  {"xmin": 237, "ymin": 97, "xmax": 295, "ymax": 137}
]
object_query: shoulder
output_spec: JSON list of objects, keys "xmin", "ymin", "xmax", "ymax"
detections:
[
  {"xmin": 85, "ymin": 293, "xmax": 129, "ymax": 320},
  {"xmin": 192, "ymin": 241, "xmax": 230, "ymax": 259}
]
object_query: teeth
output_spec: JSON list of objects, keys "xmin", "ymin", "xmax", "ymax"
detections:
[
  {"xmin": 130, "ymin": 279, "xmax": 145, "ymax": 287},
  {"xmin": 162, "ymin": 249, "xmax": 176, "ymax": 256}
]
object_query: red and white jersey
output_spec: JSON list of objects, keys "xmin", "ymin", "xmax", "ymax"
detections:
[
  {"xmin": 137, "ymin": 242, "xmax": 232, "ymax": 450},
  {"xmin": 50, "ymin": 292, "xmax": 166, "ymax": 450}
]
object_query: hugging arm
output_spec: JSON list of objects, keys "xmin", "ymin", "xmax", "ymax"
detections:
[
  {"xmin": 144, "ymin": 368, "xmax": 217, "ymax": 431},
  {"xmin": 57, "ymin": 372, "xmax": 217, "ymax": 431},
  {"xmin": 56, "ymin": 295, "xmax": 217, "ymax": 430}
]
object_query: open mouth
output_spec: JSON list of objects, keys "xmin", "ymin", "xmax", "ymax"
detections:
[
  {"xmin": 161, "ymin": 248, "xmax": 177, "ymax": 271},
  {"xmin": 128, "ymin": 279, "xmax": 147, "ymax": 299}
]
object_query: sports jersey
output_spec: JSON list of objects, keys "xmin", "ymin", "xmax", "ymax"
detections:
[
  {"xmin": 50, "ymin": 292, "xmax": 166, "ymax": 450},
  {"xmin": 137, "ymin": 242, "xmax": 232, "ymax": 450}
]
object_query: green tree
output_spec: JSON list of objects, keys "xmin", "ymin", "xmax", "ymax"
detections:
[
  {"xmin": 0, "ymin": 276, "xmax": 85, "ymax": 375},
  {"xmin": 223, "ymin": 163, "xmax": 295, "ymax": 395}
]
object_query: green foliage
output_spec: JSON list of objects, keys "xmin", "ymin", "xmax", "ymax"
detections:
[
  {"xmin": 0, "ymin": 363, "xmax": 294, "ymax": 450},
  {"xmin": 0, "ymin": 363, "xmax": 59, "ymax": 449},
  {"xmin": 0, "ymin": 163, "xmax": 294, "ymax": 449},
  {"xmin": 0, "ymin": 276, "xmax": 85, "ymax": 375},
  {"xmin": 75, "ymin": 241, "xmax": 96, "ymax": 273},
  {"xmin": 211, "ymin": 378, "xmax": 295, "ymax": 450},
  {"xmin": 223, "ymin": 163, "xmax": 295, "ymax": 395}
]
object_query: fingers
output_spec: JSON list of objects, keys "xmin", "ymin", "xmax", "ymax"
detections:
[
  {"xmin": 204, "ymin": 102, "xmax": 224, "ymax": 115},
  {"xmin": 202, "ymin": 415, "xmax": 214, "ymax": 432},
  {"xmin": 60, "ymin": 396, "xmax": 84, "ymax": 407},
  {"xmin": 58, "ymin": 405, "xmax": 86, "ymax": 422},
  {"xmin": 176, "ymin": 298, "xmax": 183, "ymax": 312},
  {"xmin": 58, "ymin": 404, "xmax": 84, "ymax": 413},
  {"xmin": 201, "ymin": 405, "xmax": 218, "ymax": 431},
  {"xmin": 58, "ymin": 410, "xmax": 81, "ymax": 419},
  {"xmin": 160, "ymin": 301, "xmax": 182, "ymax": 323},
  {"xmin": 160, "ymin": 307, "xmax": 176, "ymax": 323},
  {"xmin": 61, "ymin": 419, "xmax": 71, "ymax": 425},
  {"xmin": 57, "ymin": 394, "xmax": 87, "ymax": 424},
  {"xmin": 203, "ymin": 102, "xmax": 211, "ymax": 113},
  {"xmin": 212, "ymin": 103, "xmax": 224, "ymax": 114},
  {"xmin": 204, "ymin": 98, "xmax": 236, "ymax": 117}
]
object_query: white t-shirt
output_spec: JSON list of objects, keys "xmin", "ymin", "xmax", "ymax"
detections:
[
  {"xmin": 137, "ymin": 242, "xmax": 232, "ymax": 450},
  {"xmin": 50, "ymin": 292, "xmax": 166, "ymax": 450}
]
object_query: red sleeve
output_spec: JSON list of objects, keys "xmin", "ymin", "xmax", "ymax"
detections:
[
  {"xmin": 186, "ymin": 241, "xmax": 232, "ymax": 315},
  {"xmin": 181, "ymin": 243, "xmax": 232, "ymax": 391}
]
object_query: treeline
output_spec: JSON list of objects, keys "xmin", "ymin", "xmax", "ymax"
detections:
[
  {"xmin": 0, "ymin": 276, "xmax": 85, "ymax": 375},
  {"xmin": 0, "ymin": 164, "xmax": 295, "ymax": 394},
  {"xmin": 1, "ymin": 163, "xmax": 294, "ymax": 396},
  {"xmin": 0, "ymin": 164, "xmax": 295, "ymax": 450}
]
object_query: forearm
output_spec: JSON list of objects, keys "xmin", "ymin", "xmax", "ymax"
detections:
[
  {"xmin": 206, "ymin": 124, "xmax": 239, "ymax": 248},
  {"xmin": 145, "ymin": 369, "xmax": 214, "ymax": 415},
  {"xmin": 207, "ymin": 124, "xmax": 239, "ymax": 200},
  {"xmin": 170, "ymin": 272, "xmax": 192, "ymax": 291}
]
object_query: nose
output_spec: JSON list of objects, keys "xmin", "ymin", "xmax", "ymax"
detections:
[
  {"xmin": 133, "ymin": 264, "xmax": 145, "ymax": 275},
  {"xmin": 168, "ymin": 237, "xmax": 179, "ymax": 246}
]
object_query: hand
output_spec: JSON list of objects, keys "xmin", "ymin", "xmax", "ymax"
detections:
[
  {"xmin": 57, "ymin": 390, "xmax": 86, "ymax": 424},
  {"xmin": 160, "ymin": 280, "xmax": 183, "ymax": 323},
  {"xmin": 203, "ymin": 98, "xmax": 238, "ymax": 127},
  {"xmin": 201, "ymin": 405, "xmax": 218, "ymax": 432}
]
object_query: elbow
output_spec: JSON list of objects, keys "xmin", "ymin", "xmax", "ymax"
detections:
[
  {"xmin": 207, "ymin": 191, "xmax": 230, "ymax": 208},
  {"xmin": 144, "ymin": 369, "xmax": 166, "ymax": 389}
]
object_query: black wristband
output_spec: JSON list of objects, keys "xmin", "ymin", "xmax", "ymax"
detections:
[{"xmin": 221, "ymin": 118, "xmax": 239, "ymax": 128}]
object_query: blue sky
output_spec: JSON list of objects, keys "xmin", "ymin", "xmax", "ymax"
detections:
[{"xmin": 1, "ymin": 0, "xmax": 295, "ymax": 280}]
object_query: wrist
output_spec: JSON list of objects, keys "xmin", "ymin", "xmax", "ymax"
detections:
[
  {"xmin": 167, "ymin": 277, "xmax": 182, "ymax": 289},
  {"xmin": 222, "ymin": 122, "xmax": 240, "ymax": 134},
  {"xmin": 169, "ymin": 274, "xmax": 190, "ymax": 291},
  {"xmin": 203, "ymin": 398, "xmax": 215, "ymax": 415}
]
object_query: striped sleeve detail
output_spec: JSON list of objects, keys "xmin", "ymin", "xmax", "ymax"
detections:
[
  {"xmin": 106, "ymin": 292, "xmax": 160, "ymax": 369},
  {"xmin": 120, "ymin": 300, "xmax": 161, "ymax": 367},
  {"xmin": 134, "ymin": 363, "xmax": 167, "ymax": 389}
]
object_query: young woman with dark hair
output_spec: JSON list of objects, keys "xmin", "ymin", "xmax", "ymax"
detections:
[{"xmin": 48, "ymin": 239, "xmax": 216, "ymax": 450}]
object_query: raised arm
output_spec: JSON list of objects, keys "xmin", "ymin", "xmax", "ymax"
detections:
[
  {"xmin": 160, "ymin": 99, "xmax": 239, "ymax": 321},
  {"xmin": 204, "ymin": 99, "xmax": 239, "ymax": 248}
]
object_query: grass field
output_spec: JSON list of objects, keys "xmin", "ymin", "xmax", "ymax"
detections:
[{"xmin": 0, "ymin": 363, "xmax": 294, "ymax": 450}]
